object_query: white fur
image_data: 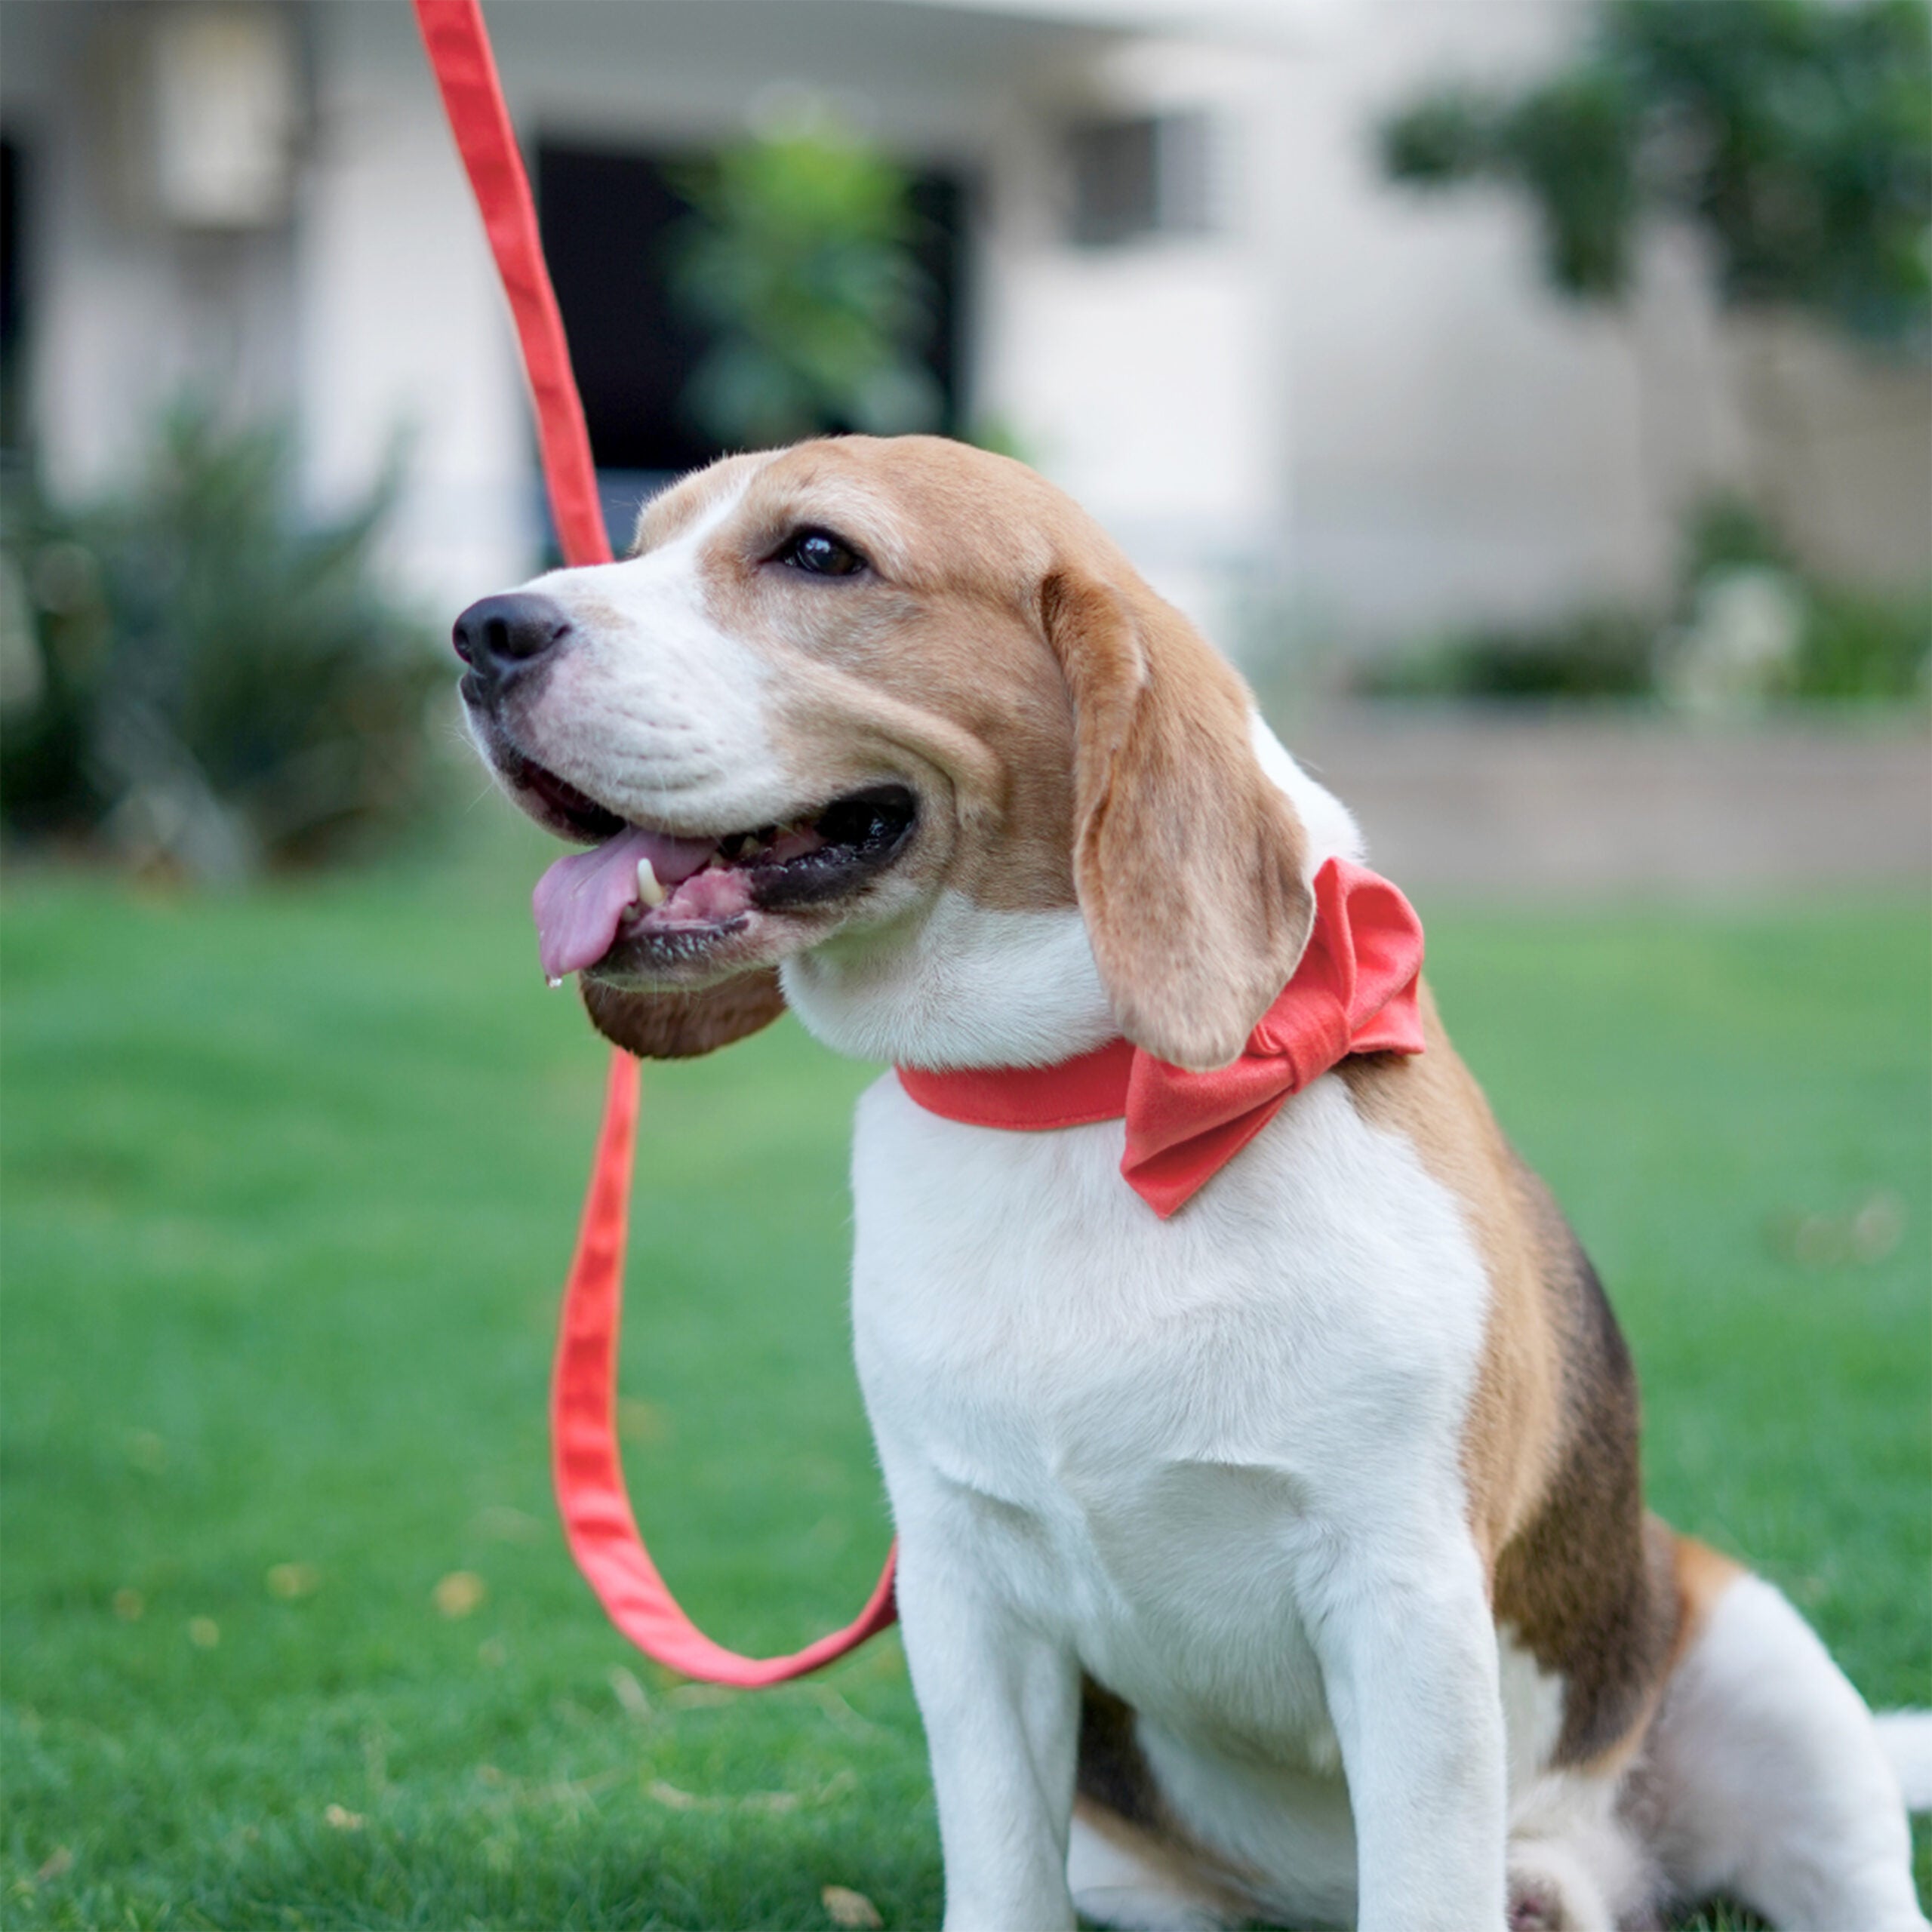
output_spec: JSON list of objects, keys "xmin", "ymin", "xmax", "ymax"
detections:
[
  {"xmin": 1497, "ymin": 1629, "xmax": 1567, "ymax": 1791},
  {"xmin": 1248, "ymin": 712, "xmax": 1364, "ymax": 880},
  {"xmin": 811, "ymin": 715, "xmax": 1925, "ymax": 1932},
  {"xmin": 783, "ymin": 894, "xmax": 1117, "ymax": 1069},
  {"xmin": 849, "ymin": 1069, "xmax": 1509, "ymax": 1930},
  {"xmin": 1508, "ymin": 1751, "xmax": 1658, "ymax": 1931},
  {"xmin": 509, "ymin": 476, "xmax": 811, "ymax": 835},
  {"xmin": 1878, "ymin": 1710, "xmax": 1932, "ymax": 1812},
  {"xmin": 790, "ymin": 710, "xmax": 1506, "ymax": 1929},
  {"xmin": 1643, "ymin": 1574, "xmax": 1929, "ymax": 1931}
]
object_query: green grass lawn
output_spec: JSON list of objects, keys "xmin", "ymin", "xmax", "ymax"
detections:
[{"xmin": 3, "ymin": 823, "xmax": 1927, "ymax": 1930}]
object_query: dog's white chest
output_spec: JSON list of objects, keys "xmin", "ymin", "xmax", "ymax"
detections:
[{"xmin": 850, "ymin": 1071, "xmax": 1491, "ymax": 1753}]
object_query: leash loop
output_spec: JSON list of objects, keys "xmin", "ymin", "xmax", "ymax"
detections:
[{"xmin": 414, "ymin": 0, "xmax": 897, "ymax": 1683}]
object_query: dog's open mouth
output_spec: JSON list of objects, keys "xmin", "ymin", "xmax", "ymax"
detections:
[{"xmin": 516, "ymin": 752, "xmax": 917, "ymax": 980}]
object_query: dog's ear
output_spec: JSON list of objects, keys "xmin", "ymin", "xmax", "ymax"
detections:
[
  {"xmin": 580, "ymin": 970, "xmax": 786, "ymax": 1060},
  {"xmin": 1040, "ymin": 569, "xmax": 1312, "ymax": 1071}
]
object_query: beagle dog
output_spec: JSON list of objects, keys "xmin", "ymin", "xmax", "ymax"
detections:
[{"xmin": 454, "ymin": 436, "xmax": 1927, "ymax": 1932}]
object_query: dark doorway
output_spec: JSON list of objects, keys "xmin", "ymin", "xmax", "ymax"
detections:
[{"xmin": 536, "ymin": 140, "xmax": 968, "ymax": 482}]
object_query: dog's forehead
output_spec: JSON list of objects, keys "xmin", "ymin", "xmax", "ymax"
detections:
[
  {"xmin": 630, "ymin": 451, "xmax": 766, "ymax": 555},
  {"xmin": 635, "ymin": 438, "xmax": 1072, "ymax": 594}
]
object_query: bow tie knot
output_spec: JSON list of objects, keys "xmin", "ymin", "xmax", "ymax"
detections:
[{"xmin": 1251, "ymin": 1001, "xmax": 1350, "ymax": 1082}]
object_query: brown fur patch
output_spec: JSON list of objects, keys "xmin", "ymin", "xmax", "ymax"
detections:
[
  {"xmin": 1077, "ymin": 1676, "xmax": 1164, "ymax": 1832},
  {"xmin": 1664, "ymin": 1526, "xmax": 1745, "ymax": 1672},
  {"xmin": 1039, "ymin": 569, "xmax": 1312, "ymax": 1070},
  {"xmin": 1342, "ymin": 1006, "xmax": 1678, "ymax": 1768},
  {"xmin": 1489, "ymin": 1215, "xmax": 1678, "ymax": 1767},
  {"xmin": 530, "ymin": 437, "xmax": 1312, "ymax": 1067},
  {"xmin": 630, "ymin": 452, "xmax": 765, "ymax": 555},
  {"xmin": 1340, "ymin": 992, "xmax": 1562, "ymax": 1564},
  {"xmin": 580, "ymin": 970, "xmax": 786, "ymax": 1060}
]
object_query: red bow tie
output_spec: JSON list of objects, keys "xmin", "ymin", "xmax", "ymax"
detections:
[{"xmin": 897, "ymin": 857, "xmax": 1426, "ymax": 1217}]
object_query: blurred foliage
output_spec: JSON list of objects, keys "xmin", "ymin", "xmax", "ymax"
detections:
[
  {"xmin": 1675, "ymin": 493, "xmax": 1932, "ymax": 698},
  {"xmin": 1362, "ymin": 492, "xmax": 1930, "ymax": 704},
  {"xmin": 1358, "ymin": 609, "xmax": 1658, "ymax": 701},
  {"xmin": 1796, "ymin": 584, "xmax": 1932, "ymax": 696},
  {"xmin": 1382, "ymin": 0, "xmax": 1932, "ymax": 344},
  {"xmin": 669, "ymin": 111, "xmax": 942, "ymax": 448},
  {"xmin": 0, "ymin": 408, "xmax": 441, "ymax": 876},
  {"xmin": 1681, "ymin": 489, "xmax": 1789, "ymax": 574}
]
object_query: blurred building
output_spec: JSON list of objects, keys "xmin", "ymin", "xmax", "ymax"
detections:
[{"xmin": 2, "ymin": 0, "xmax": 1926, "ymax": 658}]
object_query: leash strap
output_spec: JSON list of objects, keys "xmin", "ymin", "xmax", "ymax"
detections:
[{"xmin": 414, "ymin": 0, "xmax": 897, "ymax": 1683}]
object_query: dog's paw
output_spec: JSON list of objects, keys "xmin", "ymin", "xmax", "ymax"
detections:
[
  {"xmin": 1509, "ymin": 1870, "xmax": 1567, "ymax": 1932},
  {"xmin": 1506, "ymin": 1855, "xmax": 1619, "ymax": 1932}
]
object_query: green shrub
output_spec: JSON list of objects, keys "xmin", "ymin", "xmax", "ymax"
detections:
[
  {"xmin": 1358, "ymin": 608, "xmax": 1658, "ymax": 700},
  {"xmin": 1799, "ymin": 583, "xmax": 1932, "ymax": 697},
  {"xmin": 1675, "ymin": 493, "xmax": 1930, "ymax": 700},
  {"xmin": 0, "ymin": 409, "xmax": 441, "ymax": 875},
  {"xmin": 1355, "ymin": 493, "xmax": 1928, "ymax": 706},
  {"xmin": 669, "ymin": 110, "xmax": 941, "ymax": 448},
  {"xmin": 1382, "ymin": 0, "xmax": 1932, "ymax": 345}
]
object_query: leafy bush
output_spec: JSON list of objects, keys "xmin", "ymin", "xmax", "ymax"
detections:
[
  {"xmin": 1382, "ymin": 0, "xmax": 1932, "ymax": 344},
  {"xmin": 1358, "ymin": 609, "xmax": 1658, "ymax": 700},
  {"xmin": 0, "ymin": 408, "xmax": 441, "ymax": 875},
  {"xmin": 1792, "ymin": 583, "xmax": 1931, "ymax": 697},
  {"xmin": 1672, "ymin": 494, "xmax": 1930, "ymax": 700},
  {"xmin": 669, "ymin": 111, "xmax": 942, "ymax": 448},
  {"xmin": 1355, "ymin": 493, "xmax": 1929, "ymax": 705}
]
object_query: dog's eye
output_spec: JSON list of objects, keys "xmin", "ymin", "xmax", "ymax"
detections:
[{"xmin": 777, "ymin": 528, "xmax": 866, "ymax": 578}]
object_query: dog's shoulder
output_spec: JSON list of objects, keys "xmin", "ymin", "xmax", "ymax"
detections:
[{"xmin": 1340, "ymin": 986, "xmax": 1678, "ymax": 1767}]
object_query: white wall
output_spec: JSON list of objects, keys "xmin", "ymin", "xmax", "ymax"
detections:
[
  {"xmin": 0, "ymin": 0, "xmax": 530, "ymax": 617},
  {"xmin": 297, "ymin": 0, "xmax": 532, "ymax": 617},
  {"xmin": 974, "ymin": 32, "xmax": 1293, "ymax": 645},
  {"xmin": 4, "ymin": 2, "xmax": 301, "ymax": 496},
  {"xmin": 5, "ymin": 0, "xmax": 1921, "ymax": 657},
  {"xmin": 1269, "ymin": 0, "xmax": 1660, "ymax": 647}
]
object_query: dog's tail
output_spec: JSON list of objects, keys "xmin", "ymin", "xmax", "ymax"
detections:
[{"xmin": 1876, "ymin": 1710, "xmax": 1932, "ymax": 1810}]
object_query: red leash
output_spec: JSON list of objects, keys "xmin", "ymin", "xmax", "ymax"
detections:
[{"xmin": 414, "ymin": 0, "xmax": 897, "ymax": 1683}]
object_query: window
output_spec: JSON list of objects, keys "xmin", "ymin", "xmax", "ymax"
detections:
[
  {"xmin": 1066, "ymin": 111, "xmax": 1216, "ymax": 248},
  {"xmin": 1066, "ymin": 109, "xmax": 1213, "ymax": 249}
]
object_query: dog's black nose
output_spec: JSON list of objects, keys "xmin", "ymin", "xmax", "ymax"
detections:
[{"xmin": 452, "ymin": 592, "xmax": 572, "ymax": 685}]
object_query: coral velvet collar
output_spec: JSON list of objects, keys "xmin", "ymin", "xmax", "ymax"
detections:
[{"xmin": 896, "ymin": 858, "xmax": 1426, "ymax": 1218}]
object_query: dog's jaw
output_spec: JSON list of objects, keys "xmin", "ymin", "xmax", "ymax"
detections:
[{"xmin": 782, "ymin": 722, "xmax": 1361, "ymax": 1072}]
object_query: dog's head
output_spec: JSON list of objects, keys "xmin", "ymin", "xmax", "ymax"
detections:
[{"xmin": 456, "ymin": 435, "xmax": 1317, "ymax": 1072}]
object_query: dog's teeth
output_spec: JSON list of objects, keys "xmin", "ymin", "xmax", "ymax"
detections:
[
  {"xmin": 635, "ymin": 857, "xmax": 666, "ymax": 909},
  {"xmin": 546, "ymin": 975, "xmax": 563, "ymax": 990}
]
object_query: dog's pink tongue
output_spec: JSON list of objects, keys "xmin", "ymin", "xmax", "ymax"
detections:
[{"xmin": 533, "ymin": 826, "xmax": 716, "ymax": 980}]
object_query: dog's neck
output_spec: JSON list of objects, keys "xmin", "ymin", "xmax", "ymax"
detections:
[
  {"xmin": 781, "ymin": 895, "xmax": 1117, "ymax": 1069},
  {"xmin": 782, "ymin": 718, "xmax": 1365, "ymax": 1073}
]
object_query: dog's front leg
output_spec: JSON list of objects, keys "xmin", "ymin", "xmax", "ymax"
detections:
[
  {"xmin": 1308, "ymin": 1542, "xmax": 1508, "ymax": 1932},
  {"xmin": 894, "ymin": 1527, "xmax": 1081, "ymax": 1932}
]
